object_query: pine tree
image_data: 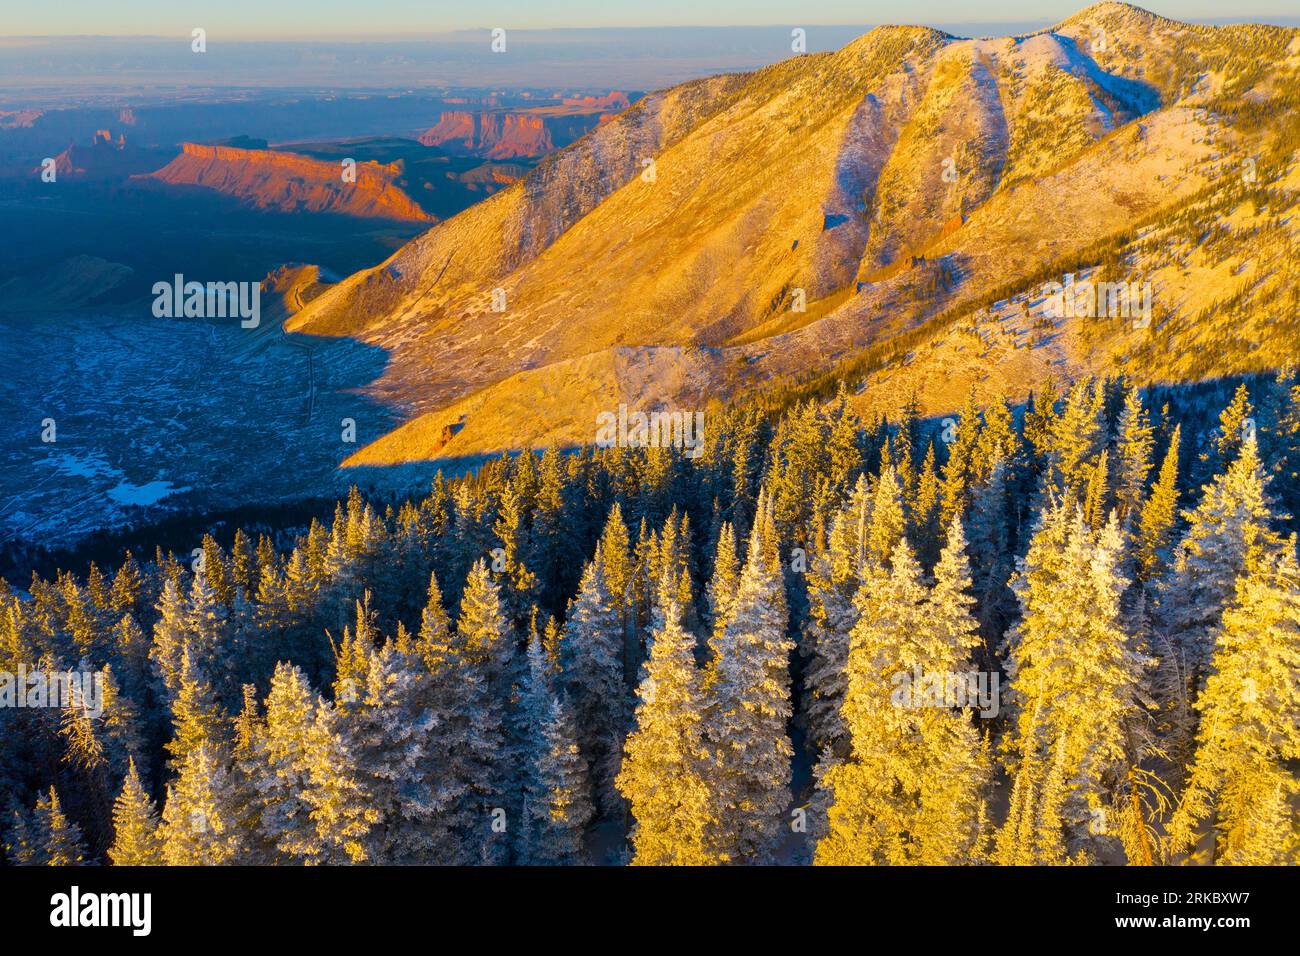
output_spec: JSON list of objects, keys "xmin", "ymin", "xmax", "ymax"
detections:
[
  {"xmin": 617, "ymin": 593, "xmax": 720, "ymax": 865},
  {"xmin": 816, "ymin": 526, "xmax": 989, "ymax": 865},
  {"xmin": 109, "ymin": 758, "xmax": 163, "ymax": 865},
  {"xmin": 559, "ymin": 553, "xmax": 628, "ymax": 815},
  {"xmin": 705, "ymin": 495, "xmax": 793, "ymax": 863},
  {"xmin": 254, "ymin": 663, "xmax": 321, "ymax": 863},
  {"xmin": 1002, "ymin": 499, "xmax": 1149, "ymax": 860},
  {"xmin": 521, "ymin": 637, "xmax": 593, "ymax": 864},
  {"xmin": 1115, "ymin": 386, "xmax": 1156, "ymax": 524},
  {"xmin": 1167, "ymin": 545, "xmax": 1300, "ymax": 864},
  {"xmin": 1136, "ymin": 425, "xmax": 1181, "ymax": 581}
]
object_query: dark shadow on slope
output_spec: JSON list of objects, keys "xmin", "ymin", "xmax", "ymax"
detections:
[{"xmin": 1054, "ymin": 32, "xmax": 1162, "ymax": 116}]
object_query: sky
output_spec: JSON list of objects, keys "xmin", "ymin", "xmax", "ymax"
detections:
[{"xmin": 3, "ymin": 0, "xmax": 1298, "ymax": 38}]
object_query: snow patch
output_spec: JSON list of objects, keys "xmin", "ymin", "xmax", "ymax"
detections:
[{"xmin": 106, "ymin": 480, "xmax": 188, "ymax": 507}]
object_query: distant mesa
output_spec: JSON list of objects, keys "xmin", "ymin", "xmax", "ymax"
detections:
[
  {"xmin": 0, "ymin": 109, "xmax": 43, "ymax": 130},
  {"xmin": 418, "ymin": 93, "xmax": 630, "ymax": 158},
  {"xmin": 561, "ymin": 91, "xmax": 632, "ymax": 110},
  {"xmin": 420, "ymin": 112, "xmax": 555, "ymax": 159},
  {"xmin": 37, "ymin": 130, "xmax": 172, "ymax": 180},
  {"xmin": 141, "ymin": 142, "xmax": 435, "ymax": 222}
]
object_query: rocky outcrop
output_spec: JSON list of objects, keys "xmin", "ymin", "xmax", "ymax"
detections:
[
  {"xmin": 142, "ymin": 143, "xmax": 433, "ymax": 221},
  {"xmin": 419, "ymin": 112, "xmax": 554, "ymax": 158},
  {"xmin": 40, "ymin": 136, "xmax": 170, "ymax": 180},
  {"xmin": 561, "ymin": 91, "xmax": 631, "ymax": 110},
  {"xmin": 418, "ymin": 103, "xmax": 620, "ymax": 158}
]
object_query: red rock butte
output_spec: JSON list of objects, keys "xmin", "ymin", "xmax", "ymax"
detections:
[{"xmin": 143, "ymin": 143, "xmax": 434, "ymax": 222}]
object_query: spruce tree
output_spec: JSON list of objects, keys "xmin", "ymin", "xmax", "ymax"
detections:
[
  {"xmin": 1159, "ymin": 436, "xmax": 1280, "ymax": 687},
  {"xmin": 159, "ymin": 743, "xmax": 247, "ymax": 865},
  {"xmin": 1002, "ymin": 499, "xmax": 1149, "ymax": 860},
  {"xmin": 346, "ymin": 642, "xmax": 449, "ymax": 864},
  {"xmin": 559, "ymin": 553, "xmax": 628, "ymax": 815},
  {"xmin": 866, "ymin": 465, "xmax": 907, "ymax": 567},
  {"xmin": 109, "ymin": 758, "xmax": 163, "ymax": 865},
  {"xmin": 521, "ymin": 637, "xmax": 593, "ymax": 864},
  {"xmin": 1136, "ymin": 425, "xmax": 1181, "ymax": 581},
  {"xmin": 454, "ymin": 561, "xmax": 515, "ymax": 862},
  {"xmin": 149, "ymin": 577, "xmax": 190, "ymax": 706},
  {"xmin": 816, "ymin": 526, "xmax": 989, "ymax": 865},
  {"xmin": 300, "ymin": 699, "xmax": 377, "ymax": 864},
  {"xmin": 1168, "ymin": 545, "xmax": 1300, "ymax": 864},
  {"xmin": 617, "ymin": 591, "xmax": 720, "ymax": 866},
  {"xmin": 704, "ymin": 521, "xmax": 740, "ymax": 641},
  {"xmin": 254, "ymin": 663, "xmax": 321, "ymax": 863},
  {"xmin": 1210, "ymin": 383, "xmax": 1253, "ymax": 474},
  {"xmin": 164, "ymin": 651, "xmax": 225, "ymax": 769},
  {"xmin": 7, "ymin": 787, "xmax": 87, "ymax": 866},
  {"xmin": 800, "ymin": 488, "xmax": 864, "ymax": 762},
  {"xmin": 1115, "ymin": 386, "xmax": 1156, "ymax": 524},
  {"xmin": 705, "ymin": 495, "xmax": 793, "ymax": 863}
]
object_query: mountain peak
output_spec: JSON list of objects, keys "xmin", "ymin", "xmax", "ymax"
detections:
[{"xmin": 1058, "ymin": 2, "xmax": 1165, "ymax": 30}]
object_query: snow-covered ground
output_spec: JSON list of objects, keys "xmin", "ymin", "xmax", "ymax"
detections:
[{"xmin": 0, "ymin": 308, "xmax": 397, "ymax": 547}]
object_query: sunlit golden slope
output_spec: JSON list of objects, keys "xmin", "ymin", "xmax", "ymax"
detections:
[{"xmin": 286, "ymin": 3, "xmax": 1300, "ymax": 464}]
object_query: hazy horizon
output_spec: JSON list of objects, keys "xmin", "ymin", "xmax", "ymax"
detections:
[
  {"xmin": 4, "ymin": 10, "xmax": 1298, "ymax": 99},
  {"xmin": 2, "ymin": 0, "xmax": 1299, "ymax": 38}
]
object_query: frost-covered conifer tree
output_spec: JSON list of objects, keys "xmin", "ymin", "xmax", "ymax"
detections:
[
  {"xmin": 253, "ymin": 663, "xmax": 321, "ymax": 863},
  {"xmin": 559, "ymin": 553, "xmax": 628, "ymax": 814},
  {"xmin": 817, "ymin": 523, "xmax": 989, "ymax": 865},
  {"xmin": 705, "ymin": 495, "xmax": 793, "ymax": 863},
  {"xmin": 521, "ymin": 637, "xmax": 593, "ymax": 864},
  {"xmin": 1168, "ymin": 545, "xmax": 1300, "ymax": 864},
  {"xmin": 617, "ymin": 590, "xmax": 719, "ymax": 865},
  {"xmin": 1002, "ymin": 499, "xmax": 1149, "ymax": 859},
  {"xmin": 109, "ymin": 757, "xmax": 163, "ymax": 865}
]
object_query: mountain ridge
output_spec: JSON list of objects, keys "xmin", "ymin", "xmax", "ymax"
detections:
[{"xmin": 284, "ymin": 4, "xmax": 1299, "ymax": 466}]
